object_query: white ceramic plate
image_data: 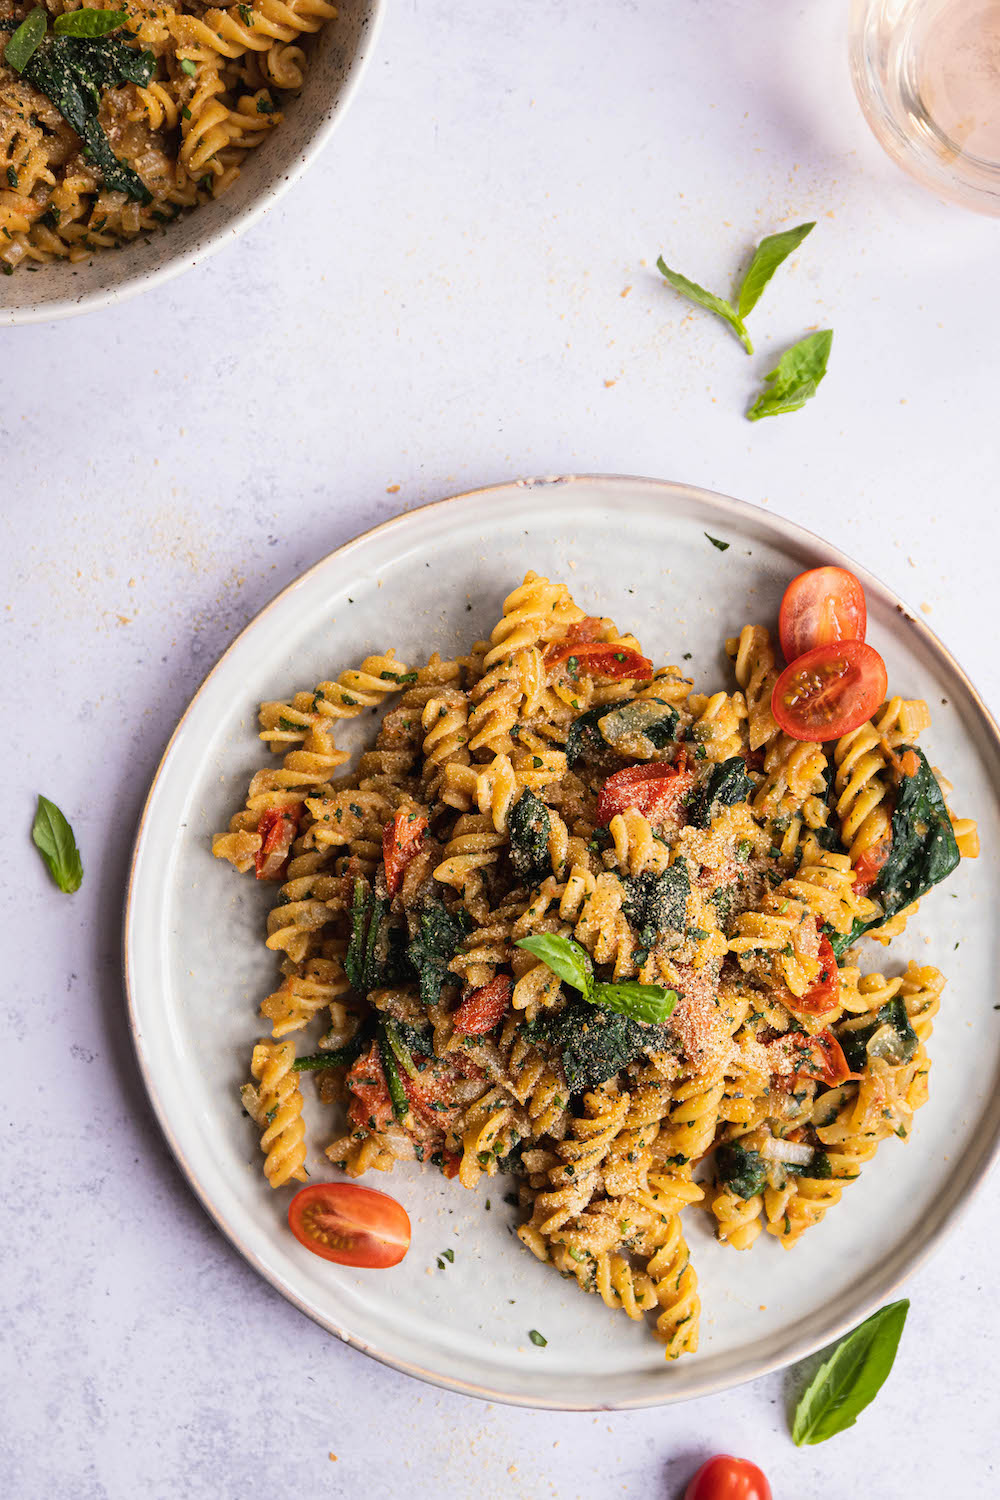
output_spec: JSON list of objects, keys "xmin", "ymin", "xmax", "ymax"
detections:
[
  {"xmin": 125, "ymin": 476, "xmax": 1000, "ymax": 1409},
  {"xmin": 0, "ymin": 0, "xmax": 382, "ymax": 325}
]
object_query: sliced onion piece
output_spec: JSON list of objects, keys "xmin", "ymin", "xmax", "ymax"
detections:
[{"xmin": 761, "ymin": 1136, "xmax": 815, "ymax": 1166}]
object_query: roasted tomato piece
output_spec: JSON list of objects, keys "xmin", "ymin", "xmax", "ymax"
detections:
[
  {"xmin": 771, "ymin": 640, "xmax": 887, "ymax": 742},
  {"xmin": 255, "ymin": 805, "xmax": 301, "ymax": 880},
  {"xmin": 382, "ymin": 808, "xmax": 429, "ymax": 895},
  {"xmin": 852, "ymin": 837, "xmax": 891, "ymax": 896},
  {"xmin": 794, "ymin": 930, "xmax": 839, "ymax": 1015},
  {"xmin": 453, "ymin": 975, "xmax": 513, "ymax": 1034},
  {"xmin": 778, "ymin": 566, "xmax": 867, "ymax": 662},
  {"xmin": 770, "ymin": 1027, "xmax": 857, "ymax": 1087},
  {"xmin": 544, "ymin": 640, "xmax": 653, "ymax": 681},
  {"xmin": 288, "ymin": 1182, "xmax": 411, "ymax": 1268},
  {"xmin": 596, "ymin": 759, "xmax": 695, "ymax": 826}
]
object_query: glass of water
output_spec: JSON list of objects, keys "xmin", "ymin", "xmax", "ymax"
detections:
[{"xmin": 850, "ymin": 0, "xmax": 1000, "ymax": 213}]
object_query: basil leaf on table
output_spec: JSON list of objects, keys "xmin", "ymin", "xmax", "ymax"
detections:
[
  {"xmin": 736, "ymin": 221, "xmax": 815, "ymax": 320},
  {"xmin": 747, "ymin": 329, "xmax": 833, "ymax": 421},
  {"xmin": 53, "ymin": 8, "xmax": 128, "ymax": 36},
  {"xmin": 655, "ymin": 256, "xmax": 752, "ymax": 354},
  {"xmin": 32, "ymin": 795, "xmax": 84, "ymax": 893},
  {"xmin": 792, "ymin": 1299, "xmax": 909, "ymax": 1445},
  {"xmin": 3, "ymin": 6, "xmax": 47, "ymax": 71}
]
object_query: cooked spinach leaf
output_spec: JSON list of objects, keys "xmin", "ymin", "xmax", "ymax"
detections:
[
  {"xmin": 622, "ymin": 864, "xmax": 689, "ymax": 946},
  {"xmin": 22, "ymin": 34, "xmax": 154, "ymax": 202},
  {"xmin": 507, "ymin": 788, "xmax": 551, "ymax": 878},
  {"xmin": 407, "ymin": 899, "xmax": 469, "ymax": 1007},
  {"xmin": 565, "ymin": 697, "xmax": 680, "ymax": 767},
  {"xmin": 530, "ymin": 998, "xmax": 674, "ymax": 1091},
  {"xmin": 689, "ymin": 755, "xmax": 754, "ymax": 828},
  {"xmin": 828, "ymin": 747, "xmax": 960, "ymax": 958},
  {"xmin": 715, "ymin": 1141, "xmax": 767, "ymax": 1199},
  {"xmin": 836, "ymin": 999, "xmax": 918, "ymax": 1074}
]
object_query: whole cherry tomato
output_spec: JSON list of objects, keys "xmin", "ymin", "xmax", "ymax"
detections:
[{"xmin": 684, "ymin": 1454, "xmax": 772, "ymax": 1500}]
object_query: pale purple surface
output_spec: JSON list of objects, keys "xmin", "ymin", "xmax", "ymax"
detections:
[{"xmin": 2, "ymin": 0, "xmax": 998, "ymax": 1495}]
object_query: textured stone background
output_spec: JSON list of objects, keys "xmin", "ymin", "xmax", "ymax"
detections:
[{"xmin": 3, "ymin": 1, "xmax": 997, "ymax": 1494}]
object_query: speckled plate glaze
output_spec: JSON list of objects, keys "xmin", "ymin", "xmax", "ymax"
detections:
[
  {"xmin": 0, "ymin": 0, "xmax": 382, "ymax": 325},
  {"xmin": 124, "ymin": 476, "xmax": 1000, "ymax": 1409}
]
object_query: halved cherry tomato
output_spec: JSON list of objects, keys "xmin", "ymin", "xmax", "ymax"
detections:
[
  {"xmin": 771, "ymin": 640, "xmax": 887, "ymax": 742},
  {"xmin": 288, "ymin": 1182, "xmax": 411, "ymax": 1268},
  {"xmin": 852, "ymin": 837, "xmax": 892, "ymax": 896},
  {"xmin": 382, "ymin": 808, "xmax": 429, "ymax": 895},
  {"xmin": 453, "ymin": 976, "xmax": 513, "ymax": 1034},
  {"xmin": 596, "ymin": 759, "xmax": 695, "ymax": 826},
  {"xmin": 544, "ymin": 640, "xmax": 653, "ymax": 681},
  {"xmin": 684, "ymin": 1454, "xmax": 772, "ymax": 1500},
  {"xmin": 255, "ymin": 805, "xmax": 301, "ymax": 880},
  {"xmin": 793, "ymin": 929, "xmax": 839, "ymax": 1015},
  {"xmin": 778, "ymin": 566, "xmax": 867, "ymax": 663},
  {"xmin": 771, "ymin": 1027, "xmax": 857, "ymax": 1087}
]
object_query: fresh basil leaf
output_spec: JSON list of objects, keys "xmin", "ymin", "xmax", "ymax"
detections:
[
  {"xmin": 747, "ymin": 329, "xmax": 833, "ymax": 421},
  {"xmin": 32, "ymin": 794, "xmax": 83, "ymax": 893},
  {"xmin": 23, "ymin": 35, "xmax": 155, "ymax": 202},
  {"xmin": 507, "ymin": 789, "xmax": 551, "ymax": 879},
  {"xmin": 53, "ymin": 8, "xmax": 127, "ymax": 36},
  {"xmin": 515, "ymin": 933, "xmax": 592, "ymax": 994},
  {"xmin": 591, "ymin": 980, "xmax": 677, "ymax": 1024},
  {"xmin": 736, "ymin": 221, "xmax": 815, "ymax": 320},
  {"xmin": 792, "ymin": 1300, "xmax": 909, "ymax": 1445},
  {"xmin": 655, "ymin": 256, "xmax": 752, "ymax": 354},
  {"xmin": 4, "ymin": 6, "xmax": 47, "ymax": 71}
]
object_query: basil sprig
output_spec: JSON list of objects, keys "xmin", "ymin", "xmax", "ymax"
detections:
[
  {"xmin": 31, "ymin": 795, "xmax": 84, "ymax": 893},
  {"xmin": 792, "ymin": 1300, "xmax": 909, "ymax": 1445},
  {"xmin": 656, "ymin": 221, "xmax": 814, "ymax": 355},
  {"xmin": 747, "ymin": 329, "xmax": 833, "ymax": 421},
  {"xmin": 515, "ymin": 933, "xmax": 677, "ymax": 1025}
]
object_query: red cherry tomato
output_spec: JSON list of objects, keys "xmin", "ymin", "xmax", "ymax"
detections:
[
  {"xmin": 852, "ymin": 838, "xmax": 892, "ymax": 896},
  {"xmin": 771, "ymin": 1026, "xmax": 857, "ymax": 1087},
  {"xmin": 288, "ymin": 1182, "xmax": 411, "ymax": 1268},
  {"xmin": 453, "ymin": 975, "xmax": 513, "ymax": 1034},
  {"xmin": 255, "ymin": 805, "xmax": 301, "ymax": 880},
  {"xmin": 684, "ymin": 1454, "xmax": 772, "ymax": 1500},
  {"xmin": 544, "ymin": 640, "xmax": 653, "ymax": 681},
  {"xmin": 596, "ymin": 760, "xmax": 695, "ymax": 826},
  {"xmin": 382, "ymin": 809, "xmax": 429, "ymax": 895},
  {"xmin": 792, "ymin": 929, "xmax": 839, "ymax": 1016},
  {"xmin": 779, "ymin": 566, "xmax": 867, "ymax": 662},
  {"xmin": 771, "ymin": 640, "xmax": 887, "ymax": 742}
]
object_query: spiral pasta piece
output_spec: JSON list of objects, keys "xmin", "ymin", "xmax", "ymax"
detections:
[{"xmin": 242, "ymin": 1040, "xmax": 308, "ymax": 1187}]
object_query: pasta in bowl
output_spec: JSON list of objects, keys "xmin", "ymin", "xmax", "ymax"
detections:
[
  {"xmin": 213, "ymin": 565, "xmax": 978, "ymax": 1363},
  {"xmin": 0, "ymin": 0, "xmax": 381, "ymax": 321}
]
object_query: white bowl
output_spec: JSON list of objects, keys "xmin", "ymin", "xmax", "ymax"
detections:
[{"xmin": 0, "ymin": 0, "xmax": 383, "ymax": 326}]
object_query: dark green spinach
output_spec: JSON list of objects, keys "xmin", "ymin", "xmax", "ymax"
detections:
[
  {"xmin": 530, "ymin": 997, "xmax": 674, "ymax": 1091},
  {"xmin": 622, "ymin": 864, "xmax": 689, "ymax": 948},
  {"xmin": 828, "ymin": 747, "xmax": 960, "ymax": 958},
  {"xmin": 836, "ymin": 999, "xmax": 918, "ymax": 1074},
  {"xmin": 407, "ymin": 899, "xmax": 469, "ymax": 1007},
  {"xmin": 507, "ymin": 788, "xmax": 551, "ymax": 879},
  {"xmin": 690, "ymin": 756, "xmax": 754, "ymax": 828},
  {"xmin": 22, "ymin": 33, "xmax": 155, "ymax": 202},
  {"xmin": 714, "ymin": 1141, "xmax": 767, "ymax": 1199}
]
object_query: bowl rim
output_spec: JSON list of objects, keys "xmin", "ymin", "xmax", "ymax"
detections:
[{"xmin": 0, "ymin": 0, "xmax": 386, "ymax": 327}]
